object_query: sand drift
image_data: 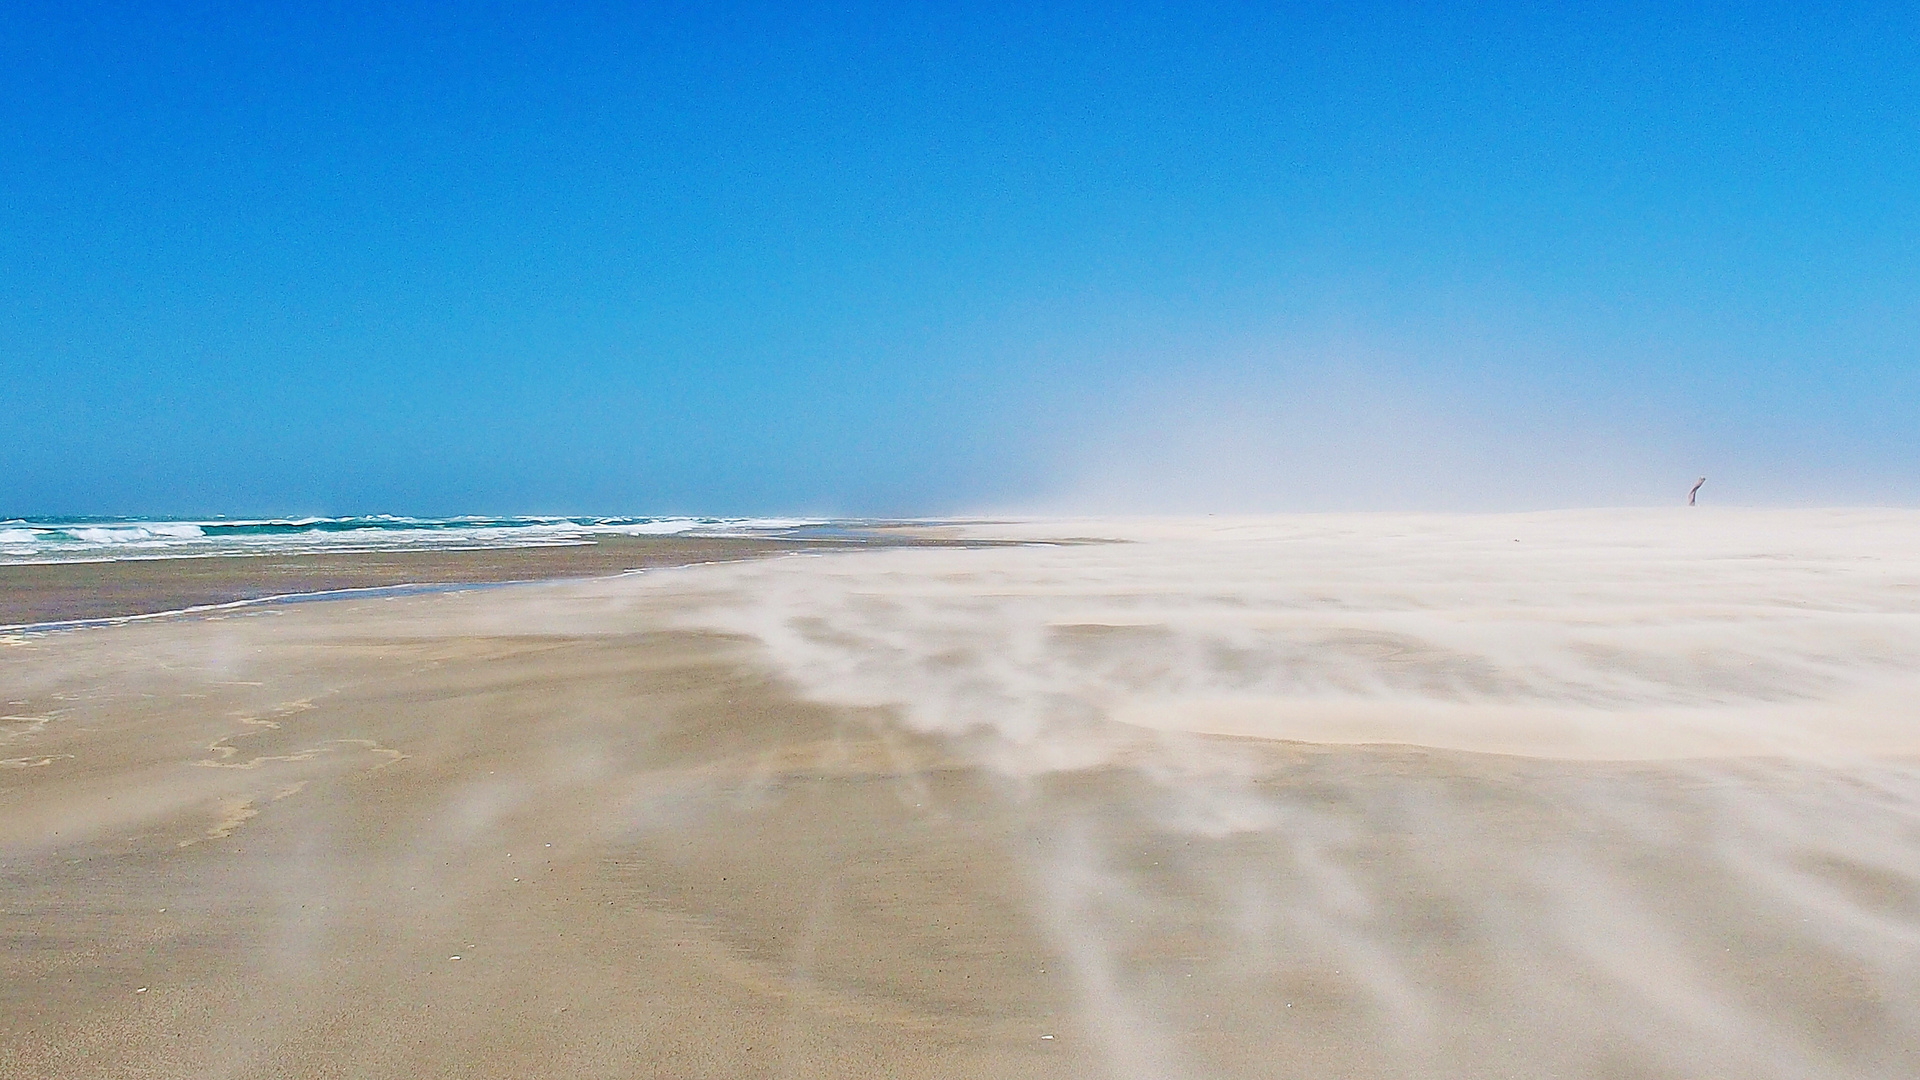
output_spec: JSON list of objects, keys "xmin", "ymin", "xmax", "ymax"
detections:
[
  {"xmin": 663, "ymin": 509, "xmax": 1920, "ymax": 764},
  {"xmin": 3, "ymin": 509, "xmax": 1918, "ymax": 1079},
  {"xmin": 637, "ymin": 509, "xmax": 1920, "ymax": 1078}
]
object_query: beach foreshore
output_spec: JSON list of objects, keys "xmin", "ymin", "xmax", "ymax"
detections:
[
  {"xmin": 5, "ymin": 514, "xmax": 1919, "ymax": 1079},
  {"xmin": 0, "ymin": 532, "xmax": 979, "ymax": 628}
]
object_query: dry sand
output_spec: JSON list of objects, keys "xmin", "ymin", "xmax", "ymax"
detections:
[{"xmin": 4, "ymin": 511, "xmax": 1920, "ymax": 1079}]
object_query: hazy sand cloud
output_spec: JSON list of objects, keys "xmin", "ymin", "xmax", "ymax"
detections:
[
  {"xmin": 602, "ymin": 509, "xmax": 1920, "ymax": 1077},
  {"xmin": 651, "ymin": 509, "xmax": 1920, "ymax": 763},
  {"xmin": 1033, "ymin": 375, "xmax": 1678, "ymax": 512},
  {"xmin": 973, "ymin": 316, "xmax": 1697, "ymax": 513}
]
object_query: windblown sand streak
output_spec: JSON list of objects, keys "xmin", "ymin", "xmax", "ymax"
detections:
[{"xmin": 3, "ymin": 510, "xmax": 1917, "ymax": 1078}]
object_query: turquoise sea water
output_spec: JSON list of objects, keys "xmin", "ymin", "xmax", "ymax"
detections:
[{"xmin": 0, "ymin": 516, "xmax": 831, "ymax": 564}]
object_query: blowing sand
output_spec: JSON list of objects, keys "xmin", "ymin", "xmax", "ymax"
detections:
[{"xmin": 4, "ymin": 510, "xmax": 1919, "ymax": 1079}]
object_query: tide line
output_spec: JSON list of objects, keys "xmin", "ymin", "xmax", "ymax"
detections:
[{"xmin": 0, "ymin": 580, "xmax": 531, "ymax": 636}]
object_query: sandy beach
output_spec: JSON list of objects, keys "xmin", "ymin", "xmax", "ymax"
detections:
[
  {"xmin": 0, "ymin": 533, "xmax": 960, "ymax": 629},
  {"xmin": 5, "ymin": 511, "xmax": 1920, "ymax": 1079}
]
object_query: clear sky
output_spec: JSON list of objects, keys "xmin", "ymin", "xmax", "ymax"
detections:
[{"xmin": 4, "ymin": 2, "xmax": 1916, "ymax": 516}]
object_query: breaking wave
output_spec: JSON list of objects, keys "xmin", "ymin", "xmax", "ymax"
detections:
[{"xmin": 0, "ymin": 515, "xmax": 830, "ymax": 564}]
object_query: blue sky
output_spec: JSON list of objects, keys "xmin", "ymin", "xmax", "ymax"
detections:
[{"xmin": 4, "ymin": 2, "xmax": 1916, "ymax": 515}]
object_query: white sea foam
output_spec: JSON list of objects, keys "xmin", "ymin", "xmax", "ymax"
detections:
[{"xmin": 66, "ymin": 523, "xmax": 206, "ymax": 544}]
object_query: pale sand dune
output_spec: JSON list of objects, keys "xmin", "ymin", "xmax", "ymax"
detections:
[{"xmin": 4, "ymin": 510, "xmax": 1920, "ymax": 1079}]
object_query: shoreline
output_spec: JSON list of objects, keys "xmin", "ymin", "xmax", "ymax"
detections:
[
  {"xmin": 0, "ymin": 579, "xmax": 517, "ymax": 635},
  {"xmin": 0, "ymin": 533, "xmax": 998, "ymax": 629}
]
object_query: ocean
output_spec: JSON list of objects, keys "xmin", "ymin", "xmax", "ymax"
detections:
[{"xmin": 0, "ymin": 515, "xmax": 831, "ymax": 564}]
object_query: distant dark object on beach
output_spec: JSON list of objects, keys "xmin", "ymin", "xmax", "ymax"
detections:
[{"xmin": 1689, "ymin": 477, "xmax": 1707, "ymax": 506}]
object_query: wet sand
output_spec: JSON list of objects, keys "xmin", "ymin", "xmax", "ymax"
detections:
[
  {"xmin": 0, "ymin": 533, "xmax": 963, "ymax": 628},
  {"xmin": 5, "ymin": 517, "xmax": 1920, "ymax": 1079}
]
